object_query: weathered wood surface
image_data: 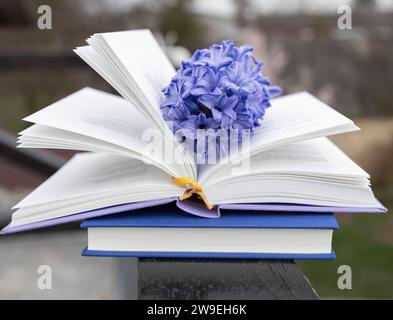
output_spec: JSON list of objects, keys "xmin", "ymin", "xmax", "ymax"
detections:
[{"xmin": 118, "ymin": 258, "xmax": 319, "ymax": 300}]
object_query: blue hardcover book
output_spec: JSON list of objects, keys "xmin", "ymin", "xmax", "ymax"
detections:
[{"xmin": 81, "ymin": 206, "xmax": 338, "ymax": 260}]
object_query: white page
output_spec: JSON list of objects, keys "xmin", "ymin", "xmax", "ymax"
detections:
[
  {"xmin": 19, "ymin": 124, "xmax": 143, "ymax": 158},
  {"xmin": 251, "ymin": 92, "xmax": 357, "ymax": 147},
  {"xmin": 9, "ymin": 153, "xmax": 184, "ymax": 228},
  {"xmin": 76, "ymin": 30, "xmax": 196, "ymax": 179},
  {"xmin": 198, "ymin": 92, "xmax": 359, "ymax": 184},
  {"xmin": 21, "ymin": 87, "xmax": 188, "ymax": 177},
  {"xmin": 89, "ymin": 227, "xmax": 333, "ymax": 254},
  {"xmin": 93, "ymin": 30, "xmax": 196, "ymax": 178},
  {"xmin": 205, "ymin": 138, "xmax": 369, "ymax": 186},
  {"xmin": 13, "ymin": 153, "xmax": 180, "ymax": 210},
  {"xmin": 74, "ymin": 46, "xmax": 151, "ymax": 126},
  {"xmin": 23, "ymin": 87, "xmax": 148, "ymax": 148},
  {"xmin": 11, "ymin": 188, "xmax": 180, "ymax": 228},
  {"xmin": 96, "ymin": 29, "xmax": 175, "ymax": 122},
  {"xmin": 202, "ymin": 138, "xmax": 380, "ymax": 208},
  {"xmin": 205, "ymin": 177, "xmax": 379, "ymax": 207}
]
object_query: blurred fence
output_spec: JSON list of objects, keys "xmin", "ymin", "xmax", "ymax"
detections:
[{"xmin": 0, "ymin": 49, "xmax": 83, "ymax": 69}]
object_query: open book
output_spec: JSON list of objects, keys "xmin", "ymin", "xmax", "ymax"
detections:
[{"xmin": 1, "ymin": 29, "xmax": 385, "ymax": 234}]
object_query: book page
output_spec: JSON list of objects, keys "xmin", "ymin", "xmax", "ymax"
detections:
[
  {"xmin": 198, "ymin": 92, "xmax": 359, "ymax": 184},
  {"xmin": 89, "ymin": 227, "xmax": 333, "ymax": 255},
  {"xmin": 18, "ymin": 124, "xmax": 142, "ymax": 159},
  {"xmin": 251, "ymin": 92, "xmax": 356, "ymax": 148},
  {"xmin": 78, "ymin": 30, "xmax": 196, "ymax": 179},
  {"xmin": 202, "ymin": 137, "xmax": 380, "ymax": 208},
  {"xmin": 13, "ymin": 153, "xmax": 177, "ymax": 210},
  {"xmin": 23, "ymin": 88, "xmax": 149, "ymax": 149},
  {"xmin": 250, "ymin": 137, "xmax": 369, "ymax": 178},
  {"xmin": 97, "ymin": 29, "xmax": 175, "ymax": 121},
  {"xmin": 22, "ymin": 87, "xmax": 189, "ymax": 177},
  {"xmin": 205, "ymin": 137, "xmax": 369, "ymax": 187},
  {"xmin": 10, "ymin": 153, "xmax": 184, "ymax": 227},
  {"xmin": 10, "ymin": 153, "xmax": 183, "ymax": 228},
  {"xmin": 74, "ymin": 45, "xmax": 154, "ymax": 127}
]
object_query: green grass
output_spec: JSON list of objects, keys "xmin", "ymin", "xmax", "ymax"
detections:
[{"xmin": 299, "ymin": 202, "xmax": 393, "ymax": 299}]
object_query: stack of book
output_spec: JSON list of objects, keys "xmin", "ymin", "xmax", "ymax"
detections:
[{"xmin": 0, "ymin": 30, "xmax": 386, "ymax": 260}]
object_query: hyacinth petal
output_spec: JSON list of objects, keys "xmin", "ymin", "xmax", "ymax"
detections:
[
  {"xmin": 204, "ymin": 118, "xmax": 220, "ymax": 129},
  {"xmin": 198, "ymin": 95, "xmax": 216, "ymax": 110},
  {"xmin": 268, "ymin": 86, "xmax": 283, "ymax": 97},
  {"xmin": 238, "ymin": 45, "xmax": 253, "ymax": 57},
  {"xmin": 221, "ymin": 113, "xmax": 234, "ymax": 128},
  {"xmin": 197, "ymin": 113, "xmax": 207, "ymax": 126},
  {"xmin": 211, "ymin": 87, "xmax": 222, "ymax": 96},
  {"xmin": 191, "ymin": 87, "xmax": 210, "ymax": 96},
  {"xmin": 212, "ymin": 108, "xmax": 222, "ymax": 122},
  {"xmin": 185, "ymin": 99, "xmax": 200, "ymax": 113},
  {"xmin": 160, "ymin": 96, "xmax": 178, "ymax": 108},
  {"xmin": 182, "ymin": 118, "xmax": 198, "ymax": 130},
  {"xmin": 224, "ymin": 95, "xmax": 239, "ymax": 110},
  {"xmin": 193, "ymin": 69, "xmax": 212, "ymax": 88},
  {"xmin": 239, "ymin": 81, "xmax": 257, "ymax": 93},
  {"xmin": 214, "ymin": 58, "xmax": 233, "ymax": 69},
  {"xmin": 224, "ymin": 108, "xmax": 237, "ymax": 120}
]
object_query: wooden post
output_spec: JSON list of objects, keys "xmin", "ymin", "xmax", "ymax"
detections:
[{"xmin": 117, "ymin": 258, "xmax": 319, "ymax": 300}]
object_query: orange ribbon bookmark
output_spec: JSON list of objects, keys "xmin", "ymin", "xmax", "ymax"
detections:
[{"xmin": 173, "ymin": 177, "xmax": 215, "ymax": 210}]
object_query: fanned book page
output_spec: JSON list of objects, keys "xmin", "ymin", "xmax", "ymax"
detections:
[
  {"xmin": 76, "ymin": 29, "xmax": 175, "ymax": 127},
  {"xmin": 75, "ymin": 29, "xmax": 196, "ymax": 179},
  {"xmin": 203, "ymin": 138, "xmax": 379, "ymax": 208},
  {"xmin": 197, "ymin": 91, "xmax": 358, "ymax": 183},
  {"xmin": 10, "ymin": 153, "xmax": 183, "ymax": 229},
  {"xmin": 18, "ymin": 87, "xmax": 189, "ymax": 178},
  {"xmin": 2, "ymin": 29, "xmax": 386, "ymax": 234}
]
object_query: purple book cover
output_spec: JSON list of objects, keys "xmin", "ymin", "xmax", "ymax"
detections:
[{"xmin": 0, "ymin": 196, "xmax": 386, "ymax": 235}]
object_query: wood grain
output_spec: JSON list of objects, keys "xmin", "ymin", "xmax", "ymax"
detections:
[{"xmin": 118, "ymin": 258, "xmax": 319, "ymax": 300}]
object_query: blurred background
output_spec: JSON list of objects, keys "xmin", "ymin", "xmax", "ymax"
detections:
[{"xmin": 0, "ymin": 0, "xmax": 392, "ymax": 299}]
